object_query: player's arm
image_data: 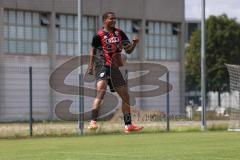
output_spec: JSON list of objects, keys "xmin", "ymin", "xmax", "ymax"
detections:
[
  {"xmin": 87, "ymin": 34, "xmax": 101, "ymax": 75},
  {"xmin": 87, "ymin": 48, "xmax": 96, "ymax": 75},
  {"xmin": 124, "ymin": 36, "xmax": 139, "ymax": 54},
  {"xmin": 121, "ymin": 31, "xmax": 139, "ymax": 54}
]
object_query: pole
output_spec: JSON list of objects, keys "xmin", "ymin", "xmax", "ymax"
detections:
[
  {"xmin": 29, "ymin": 66, "xmax": 33, "ymax": 137},
  {"xmin": 79, "ymin": 74, "xmax": 84, "ymax": 135},
  {"xmin": 201, "ymin": 0, "xmax": 207, "ymax": 130},
  {"xmin": 166, "ymin": 71, "xmax": 170, "ymax": 131},
  {"xmin": 78, "ymin": 0, "xmax": 84, "ymax": 135}
]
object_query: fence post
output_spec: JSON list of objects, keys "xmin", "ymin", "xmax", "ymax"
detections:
[
  {"xmin": 166, "ymin": 71, "xmax": 170, "ymax": 131},
  {"xmin": 79, "ymin": 73, "xmax": 84, "ymax": 135},
  {"xmin": 29, "ymin": 66, "xmax": 33, "ymax": 137}
]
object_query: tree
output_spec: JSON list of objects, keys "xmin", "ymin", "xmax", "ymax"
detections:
[{"xmin": 185, "ymin": 14, "xmax": 240, "ymax": 106}]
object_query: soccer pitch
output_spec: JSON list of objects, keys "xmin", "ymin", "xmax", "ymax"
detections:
[{"xmin": 0, "ymin": 132, "xmax": 240, "ymax": 160}]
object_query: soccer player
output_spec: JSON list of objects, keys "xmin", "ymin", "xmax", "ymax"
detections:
[{"xmin": 87, "ymin": 12, "xmax": 143, "ymax": 133}]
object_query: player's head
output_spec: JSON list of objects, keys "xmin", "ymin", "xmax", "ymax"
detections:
[{"xmin": 102, "ymin": 12, "xmax": 116, "ymax": 28}]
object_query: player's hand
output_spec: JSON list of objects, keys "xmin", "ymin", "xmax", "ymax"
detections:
[
  {"xmin": 87, "ymin": 65, "xmax": 94, "ymax": 75},
  {"xmin": 132, "ymin": 36, "xmax": 140, "ymax": 45}
]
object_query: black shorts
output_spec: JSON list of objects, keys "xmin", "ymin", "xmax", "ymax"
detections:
[{"xmin": 95, "ymin": 65, "xmax": 127, "ymax": 92}]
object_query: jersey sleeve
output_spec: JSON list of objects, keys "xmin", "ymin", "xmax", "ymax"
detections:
[
  {"xmin": 120, "ymin": 30, "xmax": 131, "ymax": 47},
  {"xmin": 91, "ymin": 34, "xmax": 101, "ymax": 49}
]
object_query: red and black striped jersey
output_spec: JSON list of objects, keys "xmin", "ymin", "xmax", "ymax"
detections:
[{"xmin": 91, "ymin": 27, "xmax": 130, "ymax": 67}]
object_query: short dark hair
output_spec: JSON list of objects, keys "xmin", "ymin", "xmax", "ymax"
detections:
[{"xmin": 102, "ymin": 12, "xmax": 115, "ymax": 21}]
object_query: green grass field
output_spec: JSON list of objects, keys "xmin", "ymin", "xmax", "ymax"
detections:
[{"xmin": 0, "ymin": 131, "xmax": 240, "ymax": 160}]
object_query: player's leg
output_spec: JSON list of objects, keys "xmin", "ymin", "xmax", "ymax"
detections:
[
  {"xmin": 115, "ymin": 85, "xmax": 131, "ymax": 121},
  {"xmin": 88, "ymin": 65, "xmax": 109, "ymax": 130},
  {"xmin": 92, "ymin": 80, "xmax": 107, "ymax": 120},
  {"xmin": 111, "ymin": 67, "xmax": 143, "ymax": 133},
  {"xmin": 115, "ymin": 86, "xmax": 144, "ymax": 133},
  {"xmin": 88, "ymin": 80, "xmax": 107, "ymax": 130}
]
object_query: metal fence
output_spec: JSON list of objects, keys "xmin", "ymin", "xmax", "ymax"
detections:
[{"xmin": 0, "ymin": 58, "xmax": 182, "ymax": 137}]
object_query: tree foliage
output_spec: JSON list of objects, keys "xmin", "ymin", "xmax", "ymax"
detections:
[{"xmin": 185, "ymin": 14, "xmax": 240, "ymax": 92}]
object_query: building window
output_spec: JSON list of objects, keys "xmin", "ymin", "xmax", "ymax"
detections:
[
  {"xmin": 4, "ymin": 9, "xmax": 49, "ymax": 55},
  {"xmin": 185, "ymin": 22, "xmax": 200, "ymax": 44},
  {"xmin": 116, "ymin": 19, "xmax": 141, "ymax": 60},
  {"xmin": 145, "ymin": 21, "xmax": 179, "ymax": 61},
  {"xmin": 56, "ymin": 14, "xmax": 97, "ymax": 56}
]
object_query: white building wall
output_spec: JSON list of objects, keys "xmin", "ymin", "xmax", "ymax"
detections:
[
  {"xmin": 0, "ymin": 0, "xmax": 185, "ymax": 121},
  {"xmin": 208, "ymin": 91, "xmax": 239, "ymax": 109}
]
